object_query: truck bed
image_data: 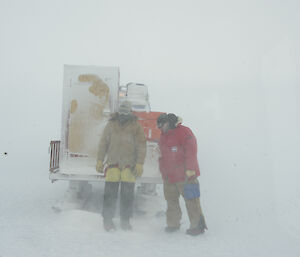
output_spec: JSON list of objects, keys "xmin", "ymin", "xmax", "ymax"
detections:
[{"xmin": 49, "ymin": 143, "xmax": 162, "ymax": 184}]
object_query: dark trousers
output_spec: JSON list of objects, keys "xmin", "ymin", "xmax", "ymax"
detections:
[{"xmin": 102, "ymin": 181, "xmax": 135, "ymax": 220}]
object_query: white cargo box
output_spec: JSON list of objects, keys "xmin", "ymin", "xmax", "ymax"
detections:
[{"xmin": 49, "ymin": 65, "xmax": 162, "ymax": 184}]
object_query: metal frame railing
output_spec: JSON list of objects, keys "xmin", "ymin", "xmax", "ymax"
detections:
[{"xmin": 49, "ymin": 141, "xmax": 60, "ymax": 172}]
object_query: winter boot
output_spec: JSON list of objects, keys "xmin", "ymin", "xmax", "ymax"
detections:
[
  {"xmin": 103, "ymin": 218, "xmax": 116, "ymax": 232},
  {"xmin": 186, "ymin": 216, "xmax": 207, "ymax": 236},
  {"xmin": 186, "ymin": 227, "xmax": 205, "ymax": 236},
  {"xmin": 121, "ymin": 218, "xmax": 132, "ymax": 231},
  {"xmin": 164, "ymin": 226, "xmax": 180, "ymax": 233}
]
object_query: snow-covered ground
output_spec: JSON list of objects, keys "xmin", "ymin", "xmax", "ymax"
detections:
[{"xmin": 1, "ymin": 151, "xmax": 299, "ymax": 257}]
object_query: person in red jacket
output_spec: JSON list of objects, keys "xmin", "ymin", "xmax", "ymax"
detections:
[{"xmin": 157, "ymin": 113, "xmax": 207, "ymax": 236}]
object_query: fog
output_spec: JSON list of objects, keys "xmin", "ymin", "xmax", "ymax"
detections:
[{"xmin": 0, "ymin": 0, "xmax": 299, "ymax": 256}]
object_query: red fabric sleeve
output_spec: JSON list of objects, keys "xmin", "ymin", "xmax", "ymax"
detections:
[{"xmin": 182, "ymin": 127, "xmax": 200, "ymax": 174}]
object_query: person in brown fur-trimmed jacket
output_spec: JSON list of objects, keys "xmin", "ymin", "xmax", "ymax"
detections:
[{"xmin": 96, "ymin": 100, "xmax": 146, "ymax": 231}]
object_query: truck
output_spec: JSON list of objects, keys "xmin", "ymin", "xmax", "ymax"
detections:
[{"xmin": 49, "ymin": 65, "xmax": 163, "ymax": 211}]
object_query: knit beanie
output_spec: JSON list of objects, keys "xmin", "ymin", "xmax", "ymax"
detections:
[
  {"xmin": 167, "ymin": 113, "xmax": 178, "ymax": 129},
  {"xmin": 157, "ymin": 113, "xmax": 168, "ymax": 128},
  {"xmin": 119, "ymin": 101, "xmax": 132, "ymax": 115}
]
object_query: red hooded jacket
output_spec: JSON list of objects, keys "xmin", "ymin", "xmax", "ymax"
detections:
[{"xmin": 159, "ymin": 124, "xmax": 200, "ymax": 183}]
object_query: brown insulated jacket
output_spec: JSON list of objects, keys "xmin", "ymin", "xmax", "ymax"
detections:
[{"xmin": 97, "ymin": 113, "xmax": 146, "ymax": 168}]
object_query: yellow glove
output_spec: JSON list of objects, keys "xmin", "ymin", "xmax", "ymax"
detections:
[
  {"xmin": 96, "ymin": 160, "xmax": 103, "ymax": 173},
  {"xmin": 185, "ymin": 170, "xmax": 196, "ymax": 177},
  {"xmin": 133, "ymin": 164, "xmax": 143, "ymax": 177}
]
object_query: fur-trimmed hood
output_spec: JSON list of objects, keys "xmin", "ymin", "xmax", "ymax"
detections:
[
  {"xmin": 176, "ymin": 116, "xmax": 182, "ymax": 127},
  {"xmin": 109, "ymin": 112, "xmax": 137, "ymax": 122}
]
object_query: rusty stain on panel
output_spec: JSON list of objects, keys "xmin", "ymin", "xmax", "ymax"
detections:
[
  {"xmin": 68, "ymin": 74, "xmax": 110, "ymax": 156},
  {"xmin": 70, "ymin": 99, "xmax": 78, "ymax": 113}
]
